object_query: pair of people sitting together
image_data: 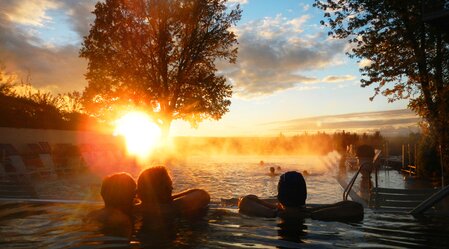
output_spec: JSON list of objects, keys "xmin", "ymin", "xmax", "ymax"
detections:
[
  {"xmin": 86, "ymin": 166, "xmax": 210, "ymax": 236},
  {"xmin": 89, "ymin": 166, "xmax": 364, "ymax": 236}
]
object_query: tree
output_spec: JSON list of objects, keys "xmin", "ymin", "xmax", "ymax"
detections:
[
  {"xmin": 314, "ymin": 0, "xmax": 449, "ymax": 175},
  {"xmin": 80, "ymin": 0, "xmax": 241, "ymax": 137}
]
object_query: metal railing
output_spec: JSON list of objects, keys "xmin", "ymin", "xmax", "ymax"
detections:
[
  {"xmin": 343, "ymin": 150, "xmax": 381, "ymax": 201},
  {"xmin": 410, "ymin": 184, "xmax": 449, "ymax": 215},
  {"xmin": 343, "ymin": 165, "xmax": 363, "ymax": 201}
]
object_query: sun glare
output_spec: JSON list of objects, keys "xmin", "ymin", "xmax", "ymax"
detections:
[{"xmin": 114, "ymin": 112, "xmax": 161, "ymax": 159}]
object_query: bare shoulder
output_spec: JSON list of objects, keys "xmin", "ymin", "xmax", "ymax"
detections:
[
  {"xmin": 173, "ymin": 189, "xmax": 210, "ymax": 200},
  {"xmin": 86, "ymin": 208, "xmax": 133, "ymax": 237},
  {"xmin": 85, "ymin": 208, "xmax": 108, "ymax": 224},
  {"xmin": 238, "ymin": 195, "xmax": 278, "ymax": 218},
  {"xmin": 87, "ymin": 208, "xmax": 130, "ymax": 225},
  {"xmin": 173, "ymin": 189, "xmax": 210, "ymax": 216}
]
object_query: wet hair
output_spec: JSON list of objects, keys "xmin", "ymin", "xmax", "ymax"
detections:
[
  {"xmin": 101, "ymin": 172, "xmax": 136, "ymax": 213},
  {"xmin": 277, "ymin": 171, "xmax": 307, "ymax": 208},
  {"xmin": 356, "ymin": 145, "xmax": 375, "ymax": 159},
  {"xmin": 137, "ymin": 166, "xmax": 173, "ymax": 204}
]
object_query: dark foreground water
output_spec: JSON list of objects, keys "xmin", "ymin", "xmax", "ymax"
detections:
[{"xmin": 1, "ymin": 154, "xmax": 449, "ymax": 248}]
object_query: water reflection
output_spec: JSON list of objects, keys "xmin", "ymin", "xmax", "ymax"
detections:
[
  {"xmin": 359, "ymin": 176, "xmax": 373, "ymax": 201},
  {"xmin": 277, "ymin": 217, "xmax": 307, "ymax": 245},
  {"xmin": 131, "ymin": 208, "xmax": 210, "ymax": 248},
  {"xmin": 2, "ymin": 197, "xmax": 449, "ymax": 248},
  {"xmin": 2, "ymin": 155, "xmax": 449, "ymax": 248}
]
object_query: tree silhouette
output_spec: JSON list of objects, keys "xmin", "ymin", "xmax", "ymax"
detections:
[
  {"xmin": 314, "ymin": 0, "xmax": 449, "ymax": 173},
  {"xmin": 80, "ymin": 0, "xmax": 241, "ymax": 137}
]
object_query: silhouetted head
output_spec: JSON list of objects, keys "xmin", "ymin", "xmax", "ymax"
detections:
[
  {"xmin": 277, "ymin": 171, "xmax": 307, "ymax": 208},
  {"xmin": 356, "ymin": 145, "xmax": 375, "ymax": 159},
  {"xmin": 356, "ymin": 144, "xmax": 375, "ymax": 177},
  {"xmin": 137, "ymin": 166, "xmax": 173, "ymax": 205},
  {"xmin": 101, "ymin": 172, "xmax": 136, "ymax": 215},
  {"xmin": 270, "ymin": 167, "xmax": 275, "ymax": 174}
]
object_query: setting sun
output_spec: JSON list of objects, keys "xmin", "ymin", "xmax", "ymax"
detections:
[{"xmin": 114, "ymin": 112, "xmax": 161, "ymax": 159}]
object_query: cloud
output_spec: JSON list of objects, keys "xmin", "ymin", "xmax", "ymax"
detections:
[
  {"xmin": 322, "ymin": 74, "xmax": 356, "ymax": 83},
  {"xmin": 0, "ymin": 2, "xmax": 347, "ymax": 97},
  {"xmin": 260, "ymin": 109, "xmax": 421, "ymax": 136},
  {"xmin": 300, "ymin": 3, "xmax": 310, "ymax": 11},
  {"xmin": 222, "ymin": 14, "xmax": 347, "ymax": 97},
  {"xmin": 60, "ymin": 0, "xmax": 96, "ymax": 38},
  {"xmin": 228, "ymin": 0, "xmax": 249, "ymax": 5},
  {"xmin": 1, "ymin": 0, "xmax": 59, "ymax": 26},
  {"xmin": 0, "ymin": 0, "xmax": 95, "ymax": 93},
  {"xmin": 358, "ymin": 58, "xmax": 373, "ymax": 68}
]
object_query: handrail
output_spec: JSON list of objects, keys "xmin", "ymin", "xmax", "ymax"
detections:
[
  {"xmin": 343, "ymin": 164, "xmax": 363, "ymax": 201},
  {"xmin": 343, "ymin": 150, "xmax": 381, "ymax": 201},
  {"xmin": 410, "ymin": 184, "xmax": 449, "ymax": 215}
]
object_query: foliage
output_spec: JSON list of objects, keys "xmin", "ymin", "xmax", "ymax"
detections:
[
  {"xmin": 416, "ymin": 133, "xmax": 441, "ymax": 177},
  {"xmin": 314, "ymin": 0, "xmax": 449, "ymax": 174},
  {"xmin": 80, "ymin": 0, "xmax": 241, "ymax": 135},
  {"xmin": 0, "ymin": 64, "xmax": 17, "ymax": 96},
  {"xmin": 0, "ymin": 66, "xmax": 98, "ymax": 130}
]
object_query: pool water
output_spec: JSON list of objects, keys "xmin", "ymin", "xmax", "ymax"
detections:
[{"xmin": 1, "ymin": 154, "xmax": 449, "ymax": 248}]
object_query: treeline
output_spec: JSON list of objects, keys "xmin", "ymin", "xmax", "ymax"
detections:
[
  {"xmin": 172, "ymin": 131, "xmax": 384, "ymax": 155},
  {"xmin": 0, "ymin": 75, "xmax": 102, "ymax": 131}
]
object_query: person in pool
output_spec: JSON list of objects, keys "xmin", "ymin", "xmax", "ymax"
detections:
[
  {"xmin": 135, "ymin": 166, "xmax": 210, "ymax": 222},
  {"xmin": 238, "ymin": 171, "xmax": 364, "ymax": 222},
  {"xmin": 86, "ymin": 172, "xmax": 136, "ymax": 237},
  {"xmin": 268, "ymin": 166, "xmax": 279, "ymax": 176}
]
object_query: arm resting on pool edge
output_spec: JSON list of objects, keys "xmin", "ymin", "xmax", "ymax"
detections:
[
  {"xmin": 310, "ymin": 200, "xmax": 364, "ymax": 222},
  {"xmin": 238, "ymin": 195, "xmax": 278, "ymax": 218},
  {"xmin": 173, "ymin": 189, "xmax": 211, "ymax": 216},
  {"xmin": 238, "ymin": 197, "xmax": 363, "ymax": 222}
]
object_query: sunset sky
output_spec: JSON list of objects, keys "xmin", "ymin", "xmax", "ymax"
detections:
[{"xmin": 0, "ymin": 0, "xmax": 418, "ymax": 136}]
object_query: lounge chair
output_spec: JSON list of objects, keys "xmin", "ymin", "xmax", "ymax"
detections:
[
  {"xmin": 0, "ymin": 144, "xmax": 39, "ymax": 182},
  {"xmin": 27, "ymin": 143, "xmax": 58, "ymax": 179},
  {"xmin": 52, "ymin": 143, "xmax": 77, "ymax": 176}
]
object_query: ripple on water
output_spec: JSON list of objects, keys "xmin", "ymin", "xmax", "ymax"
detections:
[{"xmin": 1, "ymin": 154, "xmax": 449, "ymax": 248}]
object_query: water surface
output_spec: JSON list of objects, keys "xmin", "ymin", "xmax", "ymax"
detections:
[{"xmin": 1, "ymin": 154, "xmax": 449, "ymax": 248}]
